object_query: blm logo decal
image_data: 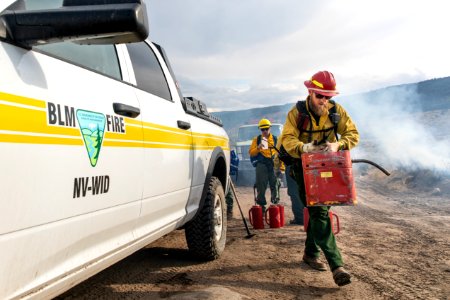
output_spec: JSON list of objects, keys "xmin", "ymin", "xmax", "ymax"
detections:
[{"xmin": 76, "ymin": 110, "xmax": 106, "ymax": 167}]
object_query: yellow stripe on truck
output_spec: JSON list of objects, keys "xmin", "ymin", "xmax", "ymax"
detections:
[
  {"xmin": 104, "ymin": 126, "xmax": 143, "ymax": 142},
  {"xmin": 192, "ymin": 135, "xmax": 229, "ymax": 148},
  {"xmin": 0, "ymin": 104, "xmax": 80, "ymax": 137},
  {"xmin": 0, "ymin": 91, "xmax": 47, "ymax": 109},
  {"xmin": 0, "ymin": 133, "xmax": 83, "ymax": 145},
  {"xmin": 0, "ymin": 92, "xmax": 229, "ymax": 150},
  {"xmin": 142, "ymin": 126, "xmax": 192, "ymax": 145}
]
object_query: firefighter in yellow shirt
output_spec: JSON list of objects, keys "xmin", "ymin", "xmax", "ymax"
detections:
[
  {"xmin": 249, "ymin": 119, "xmax": 280, "ymax": 212},
  {"xmin": 281, "ymin": 70, "xmax": 359, "ymax": 287}
]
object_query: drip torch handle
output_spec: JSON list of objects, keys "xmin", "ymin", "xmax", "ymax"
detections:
[{"xmin": 351, "ymin": 159, "xmax": 391, "ymax": 176}]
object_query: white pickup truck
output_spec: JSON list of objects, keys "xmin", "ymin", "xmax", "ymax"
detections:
[{"xmin": 0, "ymin": 1, "xmax": 230, "ymax": 299}]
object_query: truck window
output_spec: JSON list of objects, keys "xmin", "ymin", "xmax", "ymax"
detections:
[
  {"xmin": 126, "ymin": 42, "xmax": 172, "ymax": 101},
  {"xmin": 4, "ymin": 0, "xmax": 122, "ymax": 80},
  {"xmin": 23, "ymin": 0, "xmax": 62, "ymax": 9},
  {"xmin": 34, "ymin": 43, "xmax": 122, "ymax": 80},
  {"xmin": 5, "ymin": 0, "xmax": 62, "ymax": 11}
]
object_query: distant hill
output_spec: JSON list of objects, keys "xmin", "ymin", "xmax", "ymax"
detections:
[
  {"xmin": 344, "ymin": 76, "xmax": 450, "ymax": 111},
  {"xmin": 213, "ymin": 76, "xmax": 450, "ymax": 144}
]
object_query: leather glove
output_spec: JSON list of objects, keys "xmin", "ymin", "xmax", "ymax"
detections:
[
  {"xmin": 324, "ymin": 141, "xmax": 340, "ymax": 152},
  {"xmin": 301, "ymin": 142, "xmax": 324, "ymax": 153},
  {"xmin": 272, "ymin": 198, "xmax": 280, "ymax": 205}
]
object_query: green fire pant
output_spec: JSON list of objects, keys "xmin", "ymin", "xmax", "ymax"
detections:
[
  {"xmin": 292, "ymin": 162, "xmax": 343, "ymax": 271},
  {"xmin": 286, "ymin": 165, "xmax": 304, "ymax": 224},
  {"xmin": 255, "ymin": 160, "xmax": 279, "ymax": 207}
]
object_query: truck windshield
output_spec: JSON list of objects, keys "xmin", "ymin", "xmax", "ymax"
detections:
[
  {"xmin": 237, "ymin": 124, "xmax": 282, "ymax": 142},
  {"xmin": 237, "ymin": 126, "xmax": 259, "ymax": 142}
]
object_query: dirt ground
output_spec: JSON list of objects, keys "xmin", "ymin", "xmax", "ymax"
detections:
[{"xmin": 57, "ymin": 170, "xmax": 450, "ymax": 300}]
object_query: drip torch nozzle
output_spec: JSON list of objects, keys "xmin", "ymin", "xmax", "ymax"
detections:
[{"xmin": 351, "ymin": 159, "xmax": 390, "ymax": 176}]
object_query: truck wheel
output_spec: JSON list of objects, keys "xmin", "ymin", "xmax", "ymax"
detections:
[{"xmin": 185, "ymin": 176, "xmax": 226, "ymax": 261}]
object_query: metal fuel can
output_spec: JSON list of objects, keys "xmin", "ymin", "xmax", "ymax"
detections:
[
  {"xmin": 301, "ymin": 150, "xmax": 357, "ymax": 206},
  {"xmin": 249, "ymin": 205, "xmax": 265, "ymax": 229},
  {"xmin": 264, "ymin": 205, "xmax": 283, "ymax": 228}
]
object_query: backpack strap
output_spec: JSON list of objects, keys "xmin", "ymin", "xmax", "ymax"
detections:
[
  {"xmin": 256, "ymin": 134, "xmax": 261, "ymax": 145},
  {"xmin": 328, "ymin": 100, "xmax": 340, "ymax": 141},
  {"xmin": 295, "ymin": 101, "xmax": 313, "ymax": 143},
  {"xmin": 271, "ymin": 135, "xmax": 277, "ymax": 159}
]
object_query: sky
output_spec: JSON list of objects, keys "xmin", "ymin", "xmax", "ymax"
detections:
[{"xmin": 146, "ymin": 0, "xmax": 450, "ymax": 112}]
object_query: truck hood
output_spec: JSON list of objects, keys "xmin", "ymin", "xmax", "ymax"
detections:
[{"xmin": 236, "ymin": 141, "xmax": 252, "ymax": 146}]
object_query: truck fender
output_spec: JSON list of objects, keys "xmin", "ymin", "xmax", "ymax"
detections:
[{"xmin": 187, "ymin": 146, "xmax": 228, "ymax": 225}]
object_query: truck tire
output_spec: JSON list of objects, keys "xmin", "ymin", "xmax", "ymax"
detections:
[{"xmin": 185, "ymin": 176, "xmax": 227, "ymax": 261}]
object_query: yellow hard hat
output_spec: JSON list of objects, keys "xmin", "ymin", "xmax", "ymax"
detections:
[{"xmin": 258, "ymin": 118, "xmax": 271, "ymax": 129}]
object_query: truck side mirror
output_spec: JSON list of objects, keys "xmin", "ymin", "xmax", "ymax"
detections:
[{"xmin": 0, "ymin": 0, "xmax": 149, "ymax": 48}]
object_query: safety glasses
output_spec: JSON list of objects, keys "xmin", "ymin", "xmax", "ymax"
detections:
[
  {"xmin": 315, "ymin": 93, "xmax": 332, "ymax": 100},
  {"xmin": 260, "ymin": 128, "xmax": 269, "ymax": 132}
]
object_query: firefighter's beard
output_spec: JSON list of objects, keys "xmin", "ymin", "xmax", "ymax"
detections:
[{"xmin": 309, "ymin": 98, "xmax": 328, "ymax": 117}]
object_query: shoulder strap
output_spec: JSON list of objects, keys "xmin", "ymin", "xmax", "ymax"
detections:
[
  {"xmin": 257, "ymin": 134, "xmax": 261, "ymax": 145},
  {"xmin": 328, "ymin": 100, "xmax": 340, "ymax": 141},
  {"xmin": 273, "ymin": 135, "xmax": 277, "ymax": 147},
  {"xmin": 295, "ymin": 100, "xmax": 312, "ymax": 142},
  {"xmin": 329, "ymin": 100, "xmax": 336, "ymax": 113},
  {"xmin": 295, "ymin": 101, "xmax": 308, "ymax": 129}
]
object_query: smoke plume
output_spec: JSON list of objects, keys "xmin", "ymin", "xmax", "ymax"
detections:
[{"xmin": 339, "ymin": 85, "xmax": 450, "ymax": 175}]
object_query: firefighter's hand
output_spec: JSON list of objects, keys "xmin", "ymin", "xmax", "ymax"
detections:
[
  {"xmin": 324, "ymin": 141, "xmax": 340, "ymax": 152},
  {"xmin": 301, "ymin": 142, "xmax": 324, "ymax": 153},
  {"xmin": 257, "ymin": 143, "xmax": 264, "ymax": 150}
]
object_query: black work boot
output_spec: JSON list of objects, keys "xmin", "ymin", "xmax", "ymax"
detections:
[
  {"xmin": 332, "ymin": 267, "xmax": 352, "ymax": 286},
  {"xmin": 289, "ymin": 219, "xmax": 304, "ymax": 225},
  {"xmin": 302, "ymin": 254, "xmax": 327, "ymax": 271}
]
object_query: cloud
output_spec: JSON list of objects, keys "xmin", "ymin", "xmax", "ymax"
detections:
[
  {"xmin": 148, "ymin": 0, "xmax": 316, "ymax": 56},
  {"xmin": 148, "ymin": 0, "xmax": 450, "ymax": 111}
]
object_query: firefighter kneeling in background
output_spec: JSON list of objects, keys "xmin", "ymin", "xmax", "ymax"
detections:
[
  {"xmin": 249, "ymin": 118, "xmax": 281, "ymax": 212},
  {"xmin": 281, "ymin": 71, "xmax": 359, "ymax": 287}
]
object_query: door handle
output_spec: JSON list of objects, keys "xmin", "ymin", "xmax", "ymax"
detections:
[
  {"xmin": 113, "ymin": 103, "xmax": 140, "ymax": 118},
  {"xmin": 177, "ymin": 120, "xmax": 191, "ymax": 130}
]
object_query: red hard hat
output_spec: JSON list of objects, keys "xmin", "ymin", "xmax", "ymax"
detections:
[{"xmin": 304, "ymin": 71, "xmax": 339, "ymax": 97}]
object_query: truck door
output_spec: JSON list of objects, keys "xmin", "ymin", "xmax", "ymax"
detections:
[
  {"xmin": 0, "ymin": 38, "xmax": 145, "ymax": 297},
  {"xmin": 124, "ymin": 42, "xmax": 193, "ymax": 236}
]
